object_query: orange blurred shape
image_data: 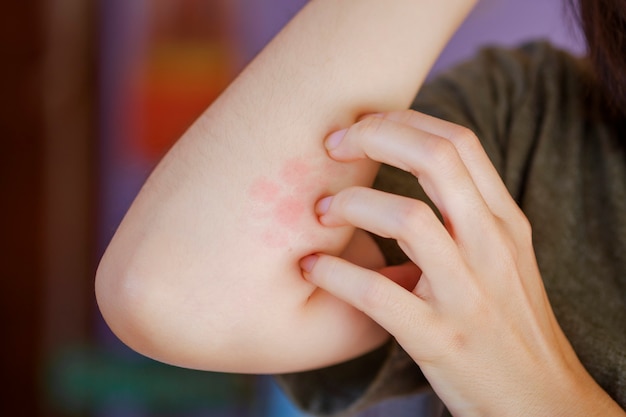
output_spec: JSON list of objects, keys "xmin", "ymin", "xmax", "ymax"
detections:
[{"xmin": 131, "ymin": 41, "xmax": 234, "ymax": 161}]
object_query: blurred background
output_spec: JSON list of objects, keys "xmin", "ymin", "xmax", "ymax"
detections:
[{"xmin": 1, "ymin": 0, "xmax": 583, "ymax": 416}]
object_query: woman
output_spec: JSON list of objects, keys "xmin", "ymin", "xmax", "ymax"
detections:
[{"xmin": 95, "ymin": 0, "xmax": 625, "ymax": 415}]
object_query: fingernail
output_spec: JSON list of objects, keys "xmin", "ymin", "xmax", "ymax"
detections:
[
  {"xmin": 315, "ymin": 196, "xmax": 333, "ymax": 215},
  {"xmin": 357, "ymin": 112, "xmax": 384, "ymax": 121},
  {"xmin": 300, "ymin": 254, "xmax": 319, "ymax": 273},
  {"xmin": 325, "ymin": 129, "xmax": 347, "ymax": 151}
]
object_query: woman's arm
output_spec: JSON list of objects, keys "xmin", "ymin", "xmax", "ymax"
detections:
[{"xmin": 95, "ymin": 0, "xmax": 476, "ymax": 374}]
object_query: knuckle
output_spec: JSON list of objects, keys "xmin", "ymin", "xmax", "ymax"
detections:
[
  {"xmin": 393, "ymin": 199, "xmax": 433, "ymax": 238},
  {"xmin": 450, "ymin": 125, "xmax": 479, "ymax": 147},
  {"xmin": 358, "ymin": 275, "xmax": 424, "ymax": 346},
  {"xmin": 515, "ymin": 210, "xmax": 533, "ymax": 240},
  {"xmin": 448, "ymin": 125, "xmax": 482, "ymax": 160},
  {"xmin": 359, "ymin": 275, "xmax": 391, "ymax": 311},
  {"xmin": 423, "ymin": 136, "xmax": 460, "ymax": 172},
  {"xmin": 505, "ymin": 206, "xmax": 534, "ymax": 245},
  {"xmin": 439, "ymin": 325, "xmax": 470, "ymax": 356}
]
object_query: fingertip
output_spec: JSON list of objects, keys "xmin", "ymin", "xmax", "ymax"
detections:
[
  {"xmin": 325, "ymin": 129, "xmax": 347, "ymax": 152},
  {"xmin": 315, "ymin": 196, "xmax": 333, "ymax": 216},
  {"xmin": 357, "ymin": 112, "xmax": 384, "ymax": 122},
  {"xmin": 300, "ymin": 254, "xmax": 319, "ymax": 274}
]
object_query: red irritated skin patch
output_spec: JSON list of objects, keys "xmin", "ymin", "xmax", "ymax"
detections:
[
  {"xmin": 274, "ymin": 195, "xmax": 306, "ymax": 228},
  {"xmin": 245, "ymin": 156, "xmax": 331, "ymax": 249},
  {"xmin": 248, "ymin": 177, "xmax": 281, "ymax": 203}
]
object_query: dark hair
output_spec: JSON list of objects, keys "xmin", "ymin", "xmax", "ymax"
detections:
[{"xmin": 569, "ymin": 0, "xmax": 626, "ymax": 117}]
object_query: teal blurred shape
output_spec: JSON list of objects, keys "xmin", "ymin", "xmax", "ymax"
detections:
[{"xmin": 45, "ymin": 346, "xmax": 257, "ymax": 414}]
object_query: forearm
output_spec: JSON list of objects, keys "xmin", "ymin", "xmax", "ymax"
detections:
[{"xmin": 96, "ymin": 0, "xmax": 476, "ymax": 373}]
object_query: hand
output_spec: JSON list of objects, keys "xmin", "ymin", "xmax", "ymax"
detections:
[{"xmin": 300, "ymin": 111, "xmax": 624, "ymax": 416}]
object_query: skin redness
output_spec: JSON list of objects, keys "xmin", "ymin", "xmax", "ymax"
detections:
[
  {"xmin": 245, "ymin": 154, "xmax": 358, "ymax": 249},
  {"xmin": 247, "ymin": 157, "xmax": 318, "ymax": 248}
]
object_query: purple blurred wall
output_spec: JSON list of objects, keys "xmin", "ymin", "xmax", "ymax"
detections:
[
  {"xmin": 434, "ymin": 0, "xmax": 584, "ymax": 75},
  {"xmin": 235, "ymin": 0, "xmax": 585, "ymax": 76}
]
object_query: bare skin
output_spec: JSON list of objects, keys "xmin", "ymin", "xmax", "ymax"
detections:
[{"xmin": 95, "ymin": 0, "xmax": 476, "ymax": 373}]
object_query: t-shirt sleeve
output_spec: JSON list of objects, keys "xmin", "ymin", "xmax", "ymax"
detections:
[
  {"xmin": 275, "ymin": 340, "xmax": 428, "ymax": 416},
  {"xmin": 276, "ymin": 41, "xmax": 578, "ymax": 416}
]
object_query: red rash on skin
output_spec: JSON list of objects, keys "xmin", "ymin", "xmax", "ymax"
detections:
[
  {"xmin": 247, "ymin": 157, "xmax": 335, "ymax": 248},
  {"xmin": 249, "ymin": 177, "xmax": 281, "ymax": 203},
  {"xmin": 274, "ymin": 195, "xmax": 307, "ymax": 228}
]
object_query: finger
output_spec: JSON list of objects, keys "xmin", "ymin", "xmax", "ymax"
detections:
[
  {"xmin": 376, "ymin": 111, "xmax": 518, "ymax": 219},
  {"xmin": 378, "ymin": 111, "xmax": 533, "ymax": 251},
  {"xmin": 300, "ymin": 254, "xmax": 435, "ymax": 349},
  {"xmin": 316, "ymin": 186, "xmax": 465, "ymax": 293},
  {"xmin": 325, "ymin": 117, "xmax": 496, "ymax": 248}
]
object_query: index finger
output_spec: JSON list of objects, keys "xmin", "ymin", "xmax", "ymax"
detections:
[
  {"xmin": 300, "ymin": 253, "xmax": 436, "ymax": 355},
  {"xmin": 325, "ymin": 115, "xmax": 496, "ymax": 251},
  {"xmin": 328, "ymin": 111, "xmax": 520, "ymax": 225}
]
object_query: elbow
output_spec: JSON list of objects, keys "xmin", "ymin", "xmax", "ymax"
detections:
[
  {"xmin": 95, "ymin": 249, "xmax": 158, "ymax": 361},
  {"xmin": 94, "ymin": 239, "xmax": 188, "ymax": 368},
  {"xmin": 94, "ymin": 242, "xmax": 258, "ymax": 371}
]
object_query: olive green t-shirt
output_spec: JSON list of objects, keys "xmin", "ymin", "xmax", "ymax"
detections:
[{"xmin": 277, "ymin": 41, "xmax": 626, "ymax": 416}]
